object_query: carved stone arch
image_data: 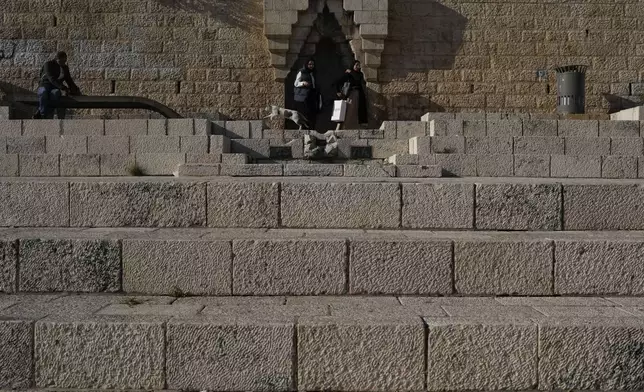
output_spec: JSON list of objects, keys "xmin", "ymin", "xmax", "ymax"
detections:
[{"xmin": 263, "ymin": 0, "xmax": 388, "ymax": 82}]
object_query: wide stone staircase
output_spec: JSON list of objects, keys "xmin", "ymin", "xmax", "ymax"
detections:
[{"xmin": 3, "ymin": 114, "xmax": 644, "ymax": 391}]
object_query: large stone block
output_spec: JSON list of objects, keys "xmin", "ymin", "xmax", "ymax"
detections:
[
  {"xmin": 434, "ymin": 154, "xmax": 477, "ymax": 176},
  {"xmin": 476, "ymin": 183, "xmax": 561, "ymax": 230},
  {"xmin": 231, "ymin": 139, "xmax": 270, "ymax": 159},
  {"xmin": 35, "ymin": 317, "xmax": 165, "ymax": 389},
  {"xmin": 431, "ymin": 135, "xmax": 465, "ymax": 153},
  {"xmin": 0, "ymin": 182, "xmax": 69, "ymax": 226},
  {"xmin": 343, "ymin": 164, "xmax": 395, "ymax": 177},
  {"xmin": 175, "ymin": 163, "xmax": 220, "ymax": 176},
  {"xmin": 19, "ymin": 239, "xmax": 120, "ymax": 292},
  {"xmin": 46, "ymin": 135, "xmax": 88, "ymax": 154},
  {"xmin": 61, "ymin": 120, "xmax": 104, "ymax": 136},
  {"xmin": 99, "ymin": 154, "xmax": 135, "ymax": 176},
  {"xmin": 22, "ymin": 119, "xmax": 61, "ymax": 135},
  {"xmin": 455, "ymin": 240, "xmax": 553, "ymax": 295},
  {"xmin": 486, "ymin": 119, "xmax": 522, "ymax": 137},
  {"xmin": 221, "ymin": 153, "xmax": 248, "ymax": 165},
  {"xmin": 564, "ymin": 184, "xmax": 644, "ymax": 230},
  {"xmin": 367, "ymin": 139, "xmax": 409, "ymax": 158},
  {"xmin": 0, "ymin": 240, "xmax": 17, "ymax": 293},
  {"xmin": 396, "ymin": 164, "xmax": 442, "ymax": 178},
  {"xmin": 220, "ymin": 164, "xmax": 283, "ymax": 176},
  {"xmin": 514, "ymin": 154, "xmax": 550, "ymax": 177},
  {"xmin": 476, "ymin": 154, "xmax": 513, "ymax": 176},
  {"xmin": 225, "ymin": 121, "xmax": 251, "ymax": 139},
  {"xmin": 0, "ymin": 154, "xmax": 19, "ymax": 176},
  {"xmin": 0, "ymin": 120, "xmax": 21, "ymax": 136},
  {"xmin": 555, "ymin": 240, "xmax": 644, "ymax": 295},
  {"xmin": 167, "ymin": 118, "xmax": 194, "ymax": 136},
  {"xmin": 599, "ymin": 120, "xmax": 640, "ymax": 137},
  {"xmin": 70, "ymin": 181, "xmax": 206, "ymax": 227},
  {"xmin": 539, "ymin": 318, "xmax": 644, "ymax": 390},
  {"xmin": 514, "ymin": 136, "xmax": 564, "ymax": 155},
  {"xmin": 208, "ymin": 182, "xmax": 279, "ymax": 227},
  {"xmin": 88, "ymin": 136, "xmax": 129, "ymax": 155},
  {"xmin": 19, "ymin": 154, "xmax": 60, "ymax": 176},
  {"xmin": 210, "ymin": 135, "xmax": 231, "ymax": 155},
  {"xmin": 396, "ymin": 121, "xmax": 426, "ymax": 139},
  {"xmin": 167, "ymin": 317, "xmax": 293, "ymax": 391},
  {"xmin": 135, "ymin": 153, "xmax": 186, "ymax": 175},
  {"xmin": 523, "ymin": 119, "xmax": 557, "ymax": 137},
  {"xmin": 147, "ymin": 119, "xmax": 167, "ymax": 135},
  {"xmin": 611, "ymin": 137, "xmax": 643, "ymax": 156},
  {"xmin": 7, "ymin": 136, "xmax": 46, "ymax": 153},
  {"xmin": 427, "ymin": 318, "xmax": 537, "ymax": 390},
  {"xmin": 105, "ymin": 119, "xmax": 147, "ymax": 136},
  {"xmin": 466, "ymin": 136, "xmax": 512, "ymax": 154},
  {"xmin": 350, "ymin": 240, "xmax": 451, "ymax": 294},
  {"xmin": 123, "ymin": 240, "xmax": 231, "ymax": 295},
  {"xmin": 194, "ymin": 119, "xmax": 212, "ymax": 135},
  {"xmin": 558, "ymin": 120, "xmax": 599, "ymax": 137},
  {"xmin": 0, "ymin": 319, "xmax": 32, "ymax": 388},
  {"xmin": 281, "ymin": 182, "xmax": 400, "ymax": 229},
  {"xmin": 551, "ymin": 155, "xmax": 601, "ymax": 178},
  {"xmin": 428, "ymin": 119, "xmax": 463, "ymax": 137},
  {"xmin": 565, "ymin": 137, "xmax": 610, "ymax": 155},
  {"xmin": 402, "ymin": 183, "xmax": 474, "ymax": 229},
  {"xmin": 233, "ymin": 240, "xmax": 346, "ymax": 295},
  {"xmin": 131, "ymin": 135, "xmax": 180, "ymax": 153},
  {"xmin": 602, "ymin": 156, "xmax": 638, "ymax": 179},
  {"xmin": 180, "ymin": 136, "xmax": 208, "ymax": 154},
  {"xmin": 463, "ymin": 120, "xmax": 486, "ymax": 137},
  {"xmin": 285, "ymin": 164, "xmax": 343, "ymax": 176},
  {"xmin": 60, "ymin": 154, "xmax": 100, "ymax": 176},
  {"xmin": 298, "ymin": 316, "xmax": 425, "ymax": 391}
]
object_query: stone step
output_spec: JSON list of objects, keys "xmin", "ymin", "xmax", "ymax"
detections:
[
  {"xmin": 4, "ymin": 176, "xmax": 644, "ymax": 230},
  {"xmin": 2, "ymin": 293, "xmax": 644, "ymax": 390},
  {"xmin": 2, "ymin": 228, "xmax": 644, "ymax": 296}
]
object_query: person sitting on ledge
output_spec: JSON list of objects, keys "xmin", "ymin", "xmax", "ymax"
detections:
[{"xmin": 33, "ymin": 51, "xmax": 81, "ymax": 119}]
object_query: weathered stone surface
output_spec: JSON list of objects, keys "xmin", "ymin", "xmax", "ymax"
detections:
[
  {"xmin": 343, "ymin": 164, "xmax": 395, "ymax": 177},
  {"xmin": 402, "ymin": 184, "xmax": 474, "ymax": 229},
  {"xmin": 388, "ymin": 154, "xmax": 418, "ymax": 165},
  {"xmin": 7, "ymin": 136, "xmax": 46, "ymax": 154},
  {"xmin": 70, "ymin": 182, "xmax": 206, "ymax": 227},
  {"xmin": 455, "ymin": 240, "xmax": 552, "ymax": 295},
  {"xmin": 123, "ymin": 240, "xmax": 231, "ymax": 295},
  {"xmin": 555, "ymin": 240, "xmax": 644, "ymax": 295},
  {"xmin": 0, "ymin": 120, "xmax": 21, "ymax": 137},
  {"xmin": 0, "ymin": 182, "xmax": 69, "ymax": 226},
  {"xmin": 396, "ymin": 121, "xmax": 426, "ymax": 139},
  {"xmin": 224, "ymin": 121, "xmax": 251, "ymax": 139},
  {"xmin": 476, "ymin": 154, "xmax": 513, "ymax": 176},
  {"xmin": 221, "ymin": 153, "xmax": 248, "ymax": 165},
  {"xmin": 100, "ymin": 154, "xmax": 136, "ymax": 176},
  {"xmin": 428, "ymin": 119, "xmax": 463, "ymax": 137},
  {"xmin": 514, "ymin": 154, "xmax": 550, "ymax": 177},
  {"xmin": 61, "ymin": 120, "xmax": 104, "ymax": 136},
  {"xmin": 434, "ymin": 154, "xmax": 477, "ymax": 176},
  {"xmin": 396, "ymin": 164, "xmax": 442, "ymax": 178},
  {"xmin": 565, "ymin": 137, "xmax": 610, "ymax": 155},
  {"xmin": 35, "ymin": 317, "xmax": 165, "ymax": 389},
  {"xmin": 563, "ymin": 184, "xmax": 644, "ymax": 230},
  {"xmin": 60, "ymin": 154, "xmax": 100, "ymax": 176},
  {"xmin": 558, "ymin": 120, "xmax": 599, "ymax": 137},
  {"xmin": 210, "ymin": 135, "xmax": 231, "ymax": 155},
  {"xmin": 167, "ymin": 317, "xmax": 293, "ymax": 391},
  {"xmin": 179, "ymin": 136, "xmax": 208, "ymax": 154},
  {"xmin": 22, "ymin": 120, "xmax": 61, "ymax": 136},
  {"xmin": 0, "ymin": 154, "xmax": 19, "ymax": 176},
  {"xmin": 463, "ymin": 120, "xmax": 486, "ymax": 137},
  {"xmin": 19, "ymin": 239, "xmax": 120, "ymax": 292},
  {"xmin": 131, "ymin": 135, "xmax": 180, "ymax": 153},
  {"xmin": 367, "ymin": 139, "xmax": 409, "ymax": 159},
  {"xmin": 97, "ymin": 304, "xmax": 202, "ymax": 316},
  {"xmin": 431, "ymin": 135, "xmax": 465, "ymax": 153},
  {"xmin": 0, "ymin": 319, "xmax": 32, "ymax": 388},
  {"xmin": 19, "ymin": 154, "xmax": 59, "ymax": 176},
  {"xmin": 523, "ymin": 119, "xmax": 557, "ymax": 137},
  {"xmin": 514, "ymin": 136, "xmax": 563, "ymax": 155},
  {"xmin": 46, "ymin": 135, "xmax": 87, "ymax": 154},
  {"xmin": 350, "ymin": 240, "xmax": 451, "ymax": 294},
  {"xmin": 285, "ymin": 164, "xmax": 343, "ymax": 176},
  {"xmin": 476, "ymin": 183, "xmax": 561, "ymax": 230},
  {"xmin": 602, "ymin": 156, "xmax": 638, "ymax": 179},
  {"xmin": 219, "ymin": 164, "xmax": 283, "ymax": 176},
  {"xmin": 599, "ymin": 120, "xmax": 639, "ymax": 137},
  {"xmin": 105, "ymin": 119, "xmax": 147, "ymax": 136},
  {"xmin": 486, "ymin": 119, "xmax": 522, "ymax": 137},
  {"xmin": 0, "ymin": 240, "xmax": 17, "ymax": 293},
  {"xmin": 233, "ymin": 240, "xmax": 346, "ymax": 295},
  {"xmin": 539, "ymin": 318, "xmax": 644, "ymax": 390},
  {"xmin": 167, "ymin": 118, "xmax": 194, "ymax": 136},
  {"xmin": 281, "ymin": 182, "xmax": 400, "ymax": 229},
  {"xmin": 427, "ymin": 318, "xmax": 537, "ymax": 390},
  {"xmin": 147, "ymin": 119, "xmax": 167, "ymax": 135},
  {"xmin": 135, "ymin": 153, "xmax": 186, "ymax": 175},
  {"xmin": 88, "ymin": 136, "xmax": 129, "ymax": 155},
  {"xmin": 208, "ymin": 182, "xmax": 278, "ymax": 228},
  {"xmin": 611, "ymin": 137, "xmax": 643, "ymax": 156},
  {"xmin": 551, "ymin": 155, "xmax": 601, "ymax": 178},
  {"xmin": 175, "ymin": 163, "xmax": 220, "ymax": 176},
  {"xmin": 298, "ymin": 316, "xmax": 424, "ymax": 391},
  {"xmin": 466, "ymin": 136, "xmax": 512, "ymax": 154}
]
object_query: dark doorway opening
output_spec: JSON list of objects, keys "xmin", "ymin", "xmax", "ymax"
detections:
[{"xmin": 284, "ymin": 6, "xmax": 355, "ymax": 132}]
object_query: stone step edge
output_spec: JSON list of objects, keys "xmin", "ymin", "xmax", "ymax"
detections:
[
  {"xmin": 2, "ymin": 293, "xmax": 644, "ymax": 392},
  {"xmin": 3, "ymin": 228, "xmax": 644, "ymax": 297}
]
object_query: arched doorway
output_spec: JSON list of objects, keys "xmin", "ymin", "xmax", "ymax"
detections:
[{"xmin": 284, "ymin": 5, "xmax": 356, "ymax": 132}]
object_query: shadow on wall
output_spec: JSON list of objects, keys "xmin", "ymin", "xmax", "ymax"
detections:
[
  {"xmin": 381, "ymin": 0, "xmax": 468, "ymax": 119},
  {"xmin": 152, "ymin": 0, "xmax": 263, "ymax": 30},
  {"xmin": 602, "ymin": 94, "xmax": 643, "ymax": 114},
  {"xmin": 0, "ymin": 82, "xmax": 38, "ymax": 119}
]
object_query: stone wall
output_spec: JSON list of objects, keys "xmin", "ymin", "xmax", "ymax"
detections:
[{"xmin": 0, "ymin": 0, "xmax": 642, "ymax": 122}]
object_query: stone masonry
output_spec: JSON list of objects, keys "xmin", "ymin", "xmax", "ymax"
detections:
[{"xmin": 1, "ymin": 1, "xmax": 643, "ymax": 122}]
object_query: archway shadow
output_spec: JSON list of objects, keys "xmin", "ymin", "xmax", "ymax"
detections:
[
  {"xmin": 151, "ymin": 0, "xmax": 262, "ymax": 30},
  {"xmin": 380, "ymin": 0, "xmax": 468, "ymax": 119}
]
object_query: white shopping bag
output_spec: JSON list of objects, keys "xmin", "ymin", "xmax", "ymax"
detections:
[{"xmin": 331, "ymin": 100, "xmax": 347, "ymax": 122}]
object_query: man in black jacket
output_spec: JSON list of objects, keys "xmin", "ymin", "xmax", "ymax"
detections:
[{"xmin": 34, "ymin": 51, "xmax": 80, "ymax": 119}]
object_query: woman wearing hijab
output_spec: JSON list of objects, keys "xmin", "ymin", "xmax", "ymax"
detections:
[
  {"xmin": 293, "ymin": 58, "xmax": 320, "ymax": 129},
  {"xmin": 336, "ymin": 60, "xmax": 368, "ymax": 128}
]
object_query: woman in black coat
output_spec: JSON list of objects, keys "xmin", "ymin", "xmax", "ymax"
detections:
[
  {"xmin": 293, "ymin": 58, "xmax": 320, "ymax": 129},
  {"xmin": 336, "ymin": 60, "xmax": 368, "ymax": 128}
]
